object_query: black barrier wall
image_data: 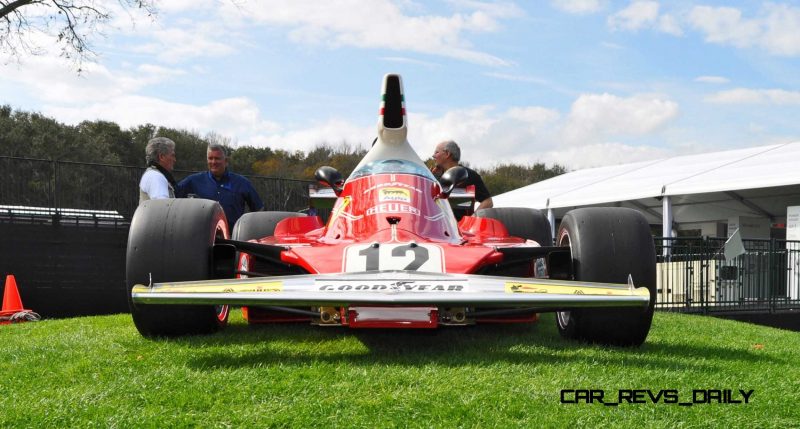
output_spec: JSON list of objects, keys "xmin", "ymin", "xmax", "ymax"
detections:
[{"xmin": 0, "ymin": 222, "xmax": 129, "ymax": 317}]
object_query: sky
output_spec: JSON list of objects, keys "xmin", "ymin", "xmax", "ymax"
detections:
[{"xmin": 2, "ymin": 0, "xmax": 800, "ymax": 171}]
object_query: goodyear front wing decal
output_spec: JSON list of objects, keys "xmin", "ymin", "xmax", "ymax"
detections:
[{"xmin": 131, "ymin": 271, "xmax": 650, "ymax": 308}]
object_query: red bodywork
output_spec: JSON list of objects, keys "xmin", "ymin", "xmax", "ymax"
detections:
[{"xmin": 240, "ymin": 171, "xmax": 538, "ymax": 328}]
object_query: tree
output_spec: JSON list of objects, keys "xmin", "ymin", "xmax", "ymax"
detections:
[
  {"xmin": 481, "ymin": 162, "xmax": 567, "ymax": 196},
  {"xmin": 0, "ymin": 0, "xmax": 156, "ymax": 71}
]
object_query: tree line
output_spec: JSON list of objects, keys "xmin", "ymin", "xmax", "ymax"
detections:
[{"xmin": 0, "ymin": 105, "xmax": 566, "ymax": 195}]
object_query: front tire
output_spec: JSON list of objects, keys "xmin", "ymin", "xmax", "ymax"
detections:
[
  {"xmin": 126, "ymin": 198, "xmax": 230, "ymax": 337},
  {"xmin": 555, "ymin": 207, "xmax": 656, "ymax": 347}
]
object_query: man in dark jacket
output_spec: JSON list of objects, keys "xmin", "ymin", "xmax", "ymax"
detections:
[
  {"xmin": 430, "ymin": 140, "xmax": 493, "ymax": 218},
  {"xmin": 176, "ymin": 144, "xmax": 264, "ymax": 230}
]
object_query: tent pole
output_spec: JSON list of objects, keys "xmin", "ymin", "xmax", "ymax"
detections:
[{"xmin": 663, "ymin": 195, "xmax": 673, "ymax": 257}]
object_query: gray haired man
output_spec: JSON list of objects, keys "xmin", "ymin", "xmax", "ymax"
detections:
[{"xmin": 139, "ymin": 137, "xmax": 178, "ymax": 203}]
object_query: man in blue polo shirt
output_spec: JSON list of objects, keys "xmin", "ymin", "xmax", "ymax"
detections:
[{"xmin": 176, "ymin": 143, "xmax": 264, "ymax": 231}]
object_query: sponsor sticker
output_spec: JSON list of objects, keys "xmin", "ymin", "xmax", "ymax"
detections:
[
  {"xmin": 316, "ymin": 279, "xmax": 466, "ymax": 292},
  {"xmin": 366, "ymin": 203, "xmax": 420, "ymax": 216},
  {"xmin": 379, "ymin": 187, "xmax": 411, "ymax": 203},
  {"xmin": 159, "ymin": 281, "xmax": 283, "ymax": 293},
  {"xmin": 505, "ymin": 282, "xmax": 628, "ymax": 296}
]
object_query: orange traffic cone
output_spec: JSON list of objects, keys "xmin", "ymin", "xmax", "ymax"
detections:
[{"xmin": 1, "ymin": 275, "xmax": 39, "ymax": 324}]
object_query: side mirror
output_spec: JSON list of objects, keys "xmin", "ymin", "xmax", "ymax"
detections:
[
  {"xmin": 314, "ymin": 166, "xmax": 344, "ymax": 196},
  {"xmin": 438, "ymin": 166, "xmax": 468, "ymax": 198}
]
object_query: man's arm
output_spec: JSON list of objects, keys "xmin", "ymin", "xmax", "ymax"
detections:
[
  {"xmin": 476, "ymin": 196, "xmax": 493, "ymax": 210},
  {"xmin": 174, "ymin": 176, "xmax": 191, "ymax": 198},
  {"xmin": 471, "ymin": 170, "xmax": 493, "ymax": 210},
  {"xmin": 244, "ymin": 180, "xmax": 265, "ymax": 211}
]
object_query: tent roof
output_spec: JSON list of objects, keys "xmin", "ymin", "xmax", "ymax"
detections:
[{"xmin": 492, "ymin": 141, "xmax": 800, "ymax": 224}]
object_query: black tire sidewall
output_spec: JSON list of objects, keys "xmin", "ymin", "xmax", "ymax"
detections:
[
  {"xmin": 556, "ymin": 207, "xmax": 656, "ymax": 346},
  {"xmin": 126, "ymin": 198, "xmax": 228, "ymax": 337}
]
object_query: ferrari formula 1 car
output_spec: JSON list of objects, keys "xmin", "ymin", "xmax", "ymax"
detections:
[{"xmin": 127, "ymin": 74, "xmax": 656, "ymax": 346}]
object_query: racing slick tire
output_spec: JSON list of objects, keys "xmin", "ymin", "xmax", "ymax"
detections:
[
  {"xmin": 554, "ymin": 207, "xmax": 656, "ymax": 347},
  {"xmin": 475, "ymin": 207, "xmax": 553, "ymax": 246},
  {"xmin": 126, "ymin": 198, "xmax": 230, "ymax": 337},
  {"xmin": 232, "ymin": 211, "xmax": 306, "ymax": 241}
]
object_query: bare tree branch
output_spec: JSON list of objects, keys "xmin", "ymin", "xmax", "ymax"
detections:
[{"xmin": 0, "ymin": 0, "xmax": 157, "ymax": 72}]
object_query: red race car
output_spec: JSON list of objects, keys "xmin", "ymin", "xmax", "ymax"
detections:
[{"xmin": 128, "ymin": 74, "xmax": 656, "ymax": 346}]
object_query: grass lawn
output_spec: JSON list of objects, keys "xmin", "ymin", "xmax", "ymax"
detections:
[{"xmin": 1, "ymin": 310, "xmax": 798, "ymax": 427}]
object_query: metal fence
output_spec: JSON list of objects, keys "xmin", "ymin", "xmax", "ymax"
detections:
[
  {"xmin": 0, "ymin": 156, "xmax": 313, "ymax": 221},
  {"xmin": 655, "ymin": 237, "xmax": 800, "ymax": 313}
]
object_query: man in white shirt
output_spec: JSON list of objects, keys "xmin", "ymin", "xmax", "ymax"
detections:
[{"xmin": 139, "ymin": 137, "xmax": 178, "ymax": 202}]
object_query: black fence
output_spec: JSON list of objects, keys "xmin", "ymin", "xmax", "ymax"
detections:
[
  {"xmin": 0, "ymin": 156, "xmax": 313, "ymax": 318},
  {"xmin": 655, "ymin": 237, "xmax": 800, "ymax": 313},
  {"xmin": 0, "ymin": 156, "xmax": 313, "ymax": 220}
]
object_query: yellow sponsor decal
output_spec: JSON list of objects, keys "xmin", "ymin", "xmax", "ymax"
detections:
[
  {"xmin": 505, "ymin": 281, "xmax": 645, "ymax": 297},
  {"xmin": 134, "ymin": 281, "xmax": 283, "ymax": 294},
  {"xmin": 379, "ymin": 187, "xmax": 411, "ymax": 203},
  {"xmin": 328, "ymin": 196, "xmax": 351, "ymax": 224}
]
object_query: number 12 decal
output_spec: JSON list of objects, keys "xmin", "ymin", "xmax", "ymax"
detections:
[{"xmin": 344, "ymin": 243, "xmax": 444, "ymax": 272}]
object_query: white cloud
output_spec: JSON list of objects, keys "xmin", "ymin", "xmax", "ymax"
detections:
[
  {"xmin": 695, "ymin": 75, "xmax": 730, "ymax": 84},
  {"xmin": 689, "ymin": 4, "xmax": 800, "ymax": 56},
  {"xmin": 688, "ymin": 6, "xmax": 761, "ymax": 49},
  {"xmin": 484, "ymin": 72, "xmax": 550, "ymax": 85},
  {"xmin": 608, "ymin": 1, "xmax": 659, "ymax": 31},
  {"xmin": 130, "ymin": 23, "xmax": 236, "ymax": 63},
  {"xmin": 551, "ymin": 0, "xmax": 606, "ymax": 15},
  {"xmin": 226, "ymin": 0, "xmax": 514, "ymax": 66},
  {"xmin": 705, "ymin": 88, "xmax": 800, "ymax": 105},
  {"xmin": 561, "ymin": 93, "xmax": 679, "ymax": 146},
  {"xmin": 158, "ymin": 0, "xmax": 218, "ymax": 13},
  {"xmin": 248, "ymin": 119, "xmax": 374, "ymax": 153},
  {"xmin": 1, "ymin": 56, "xmax": 184, "ymax": 104},
  {"xmin": 44, "ymin": 95, "xmax": 281, "ymax": 142},
  {"xmin": 657, "ymin": 14, "xmax": 683, "ymax": 36},
  {"xmin": 407, "ymin": 104, "xmax": 673, "ymax": 169},
  {"xmin": 541, "ymin": 142, "xmax": 672, "ymax": 169},
  {"xmin": 608, "ymin": 1, "xmax": 683, "ymax": 35},
  {"xmin": 761, "ymin": 4, "xmax": 800, "ymax": 56}
]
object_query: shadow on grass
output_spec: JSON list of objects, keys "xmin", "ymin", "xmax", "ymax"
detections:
[{"xmin": 178, "ymin": 314, "xmax": 780, "ymax": 371}]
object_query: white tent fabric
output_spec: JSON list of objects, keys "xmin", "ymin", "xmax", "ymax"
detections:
[{"xmin": 493, "ymin": 141, "xmax": 800, "ymax": 226}]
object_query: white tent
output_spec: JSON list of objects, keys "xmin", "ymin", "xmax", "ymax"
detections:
[{"xmin": 492, "ymin": 141, "xmax": 800, "ymax": 238}]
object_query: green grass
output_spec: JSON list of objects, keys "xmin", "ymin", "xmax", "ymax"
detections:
[{"xmin": 1, "ymin": 311, "xmax": 798, "ymax": 427}]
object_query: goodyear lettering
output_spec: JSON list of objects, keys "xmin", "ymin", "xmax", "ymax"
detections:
[{"xmin": 319, "ymin": 283, "xmax": 463, "ymax": 291}]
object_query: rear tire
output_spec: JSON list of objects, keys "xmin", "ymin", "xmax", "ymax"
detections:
[
  {"xmin": 475, "ymin": 207, "xmax": 552, "ymax": 246},
  {"xmin": 554, "ymin": 207, "xmax": 656, "ymax": 347},
  {"xmin": 232, "ymin": 211, "xmax": 306, "ymax": 241},
  {"xmin": 126, "ymin": 198, "xmax": 230, "ymax": 337}
]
